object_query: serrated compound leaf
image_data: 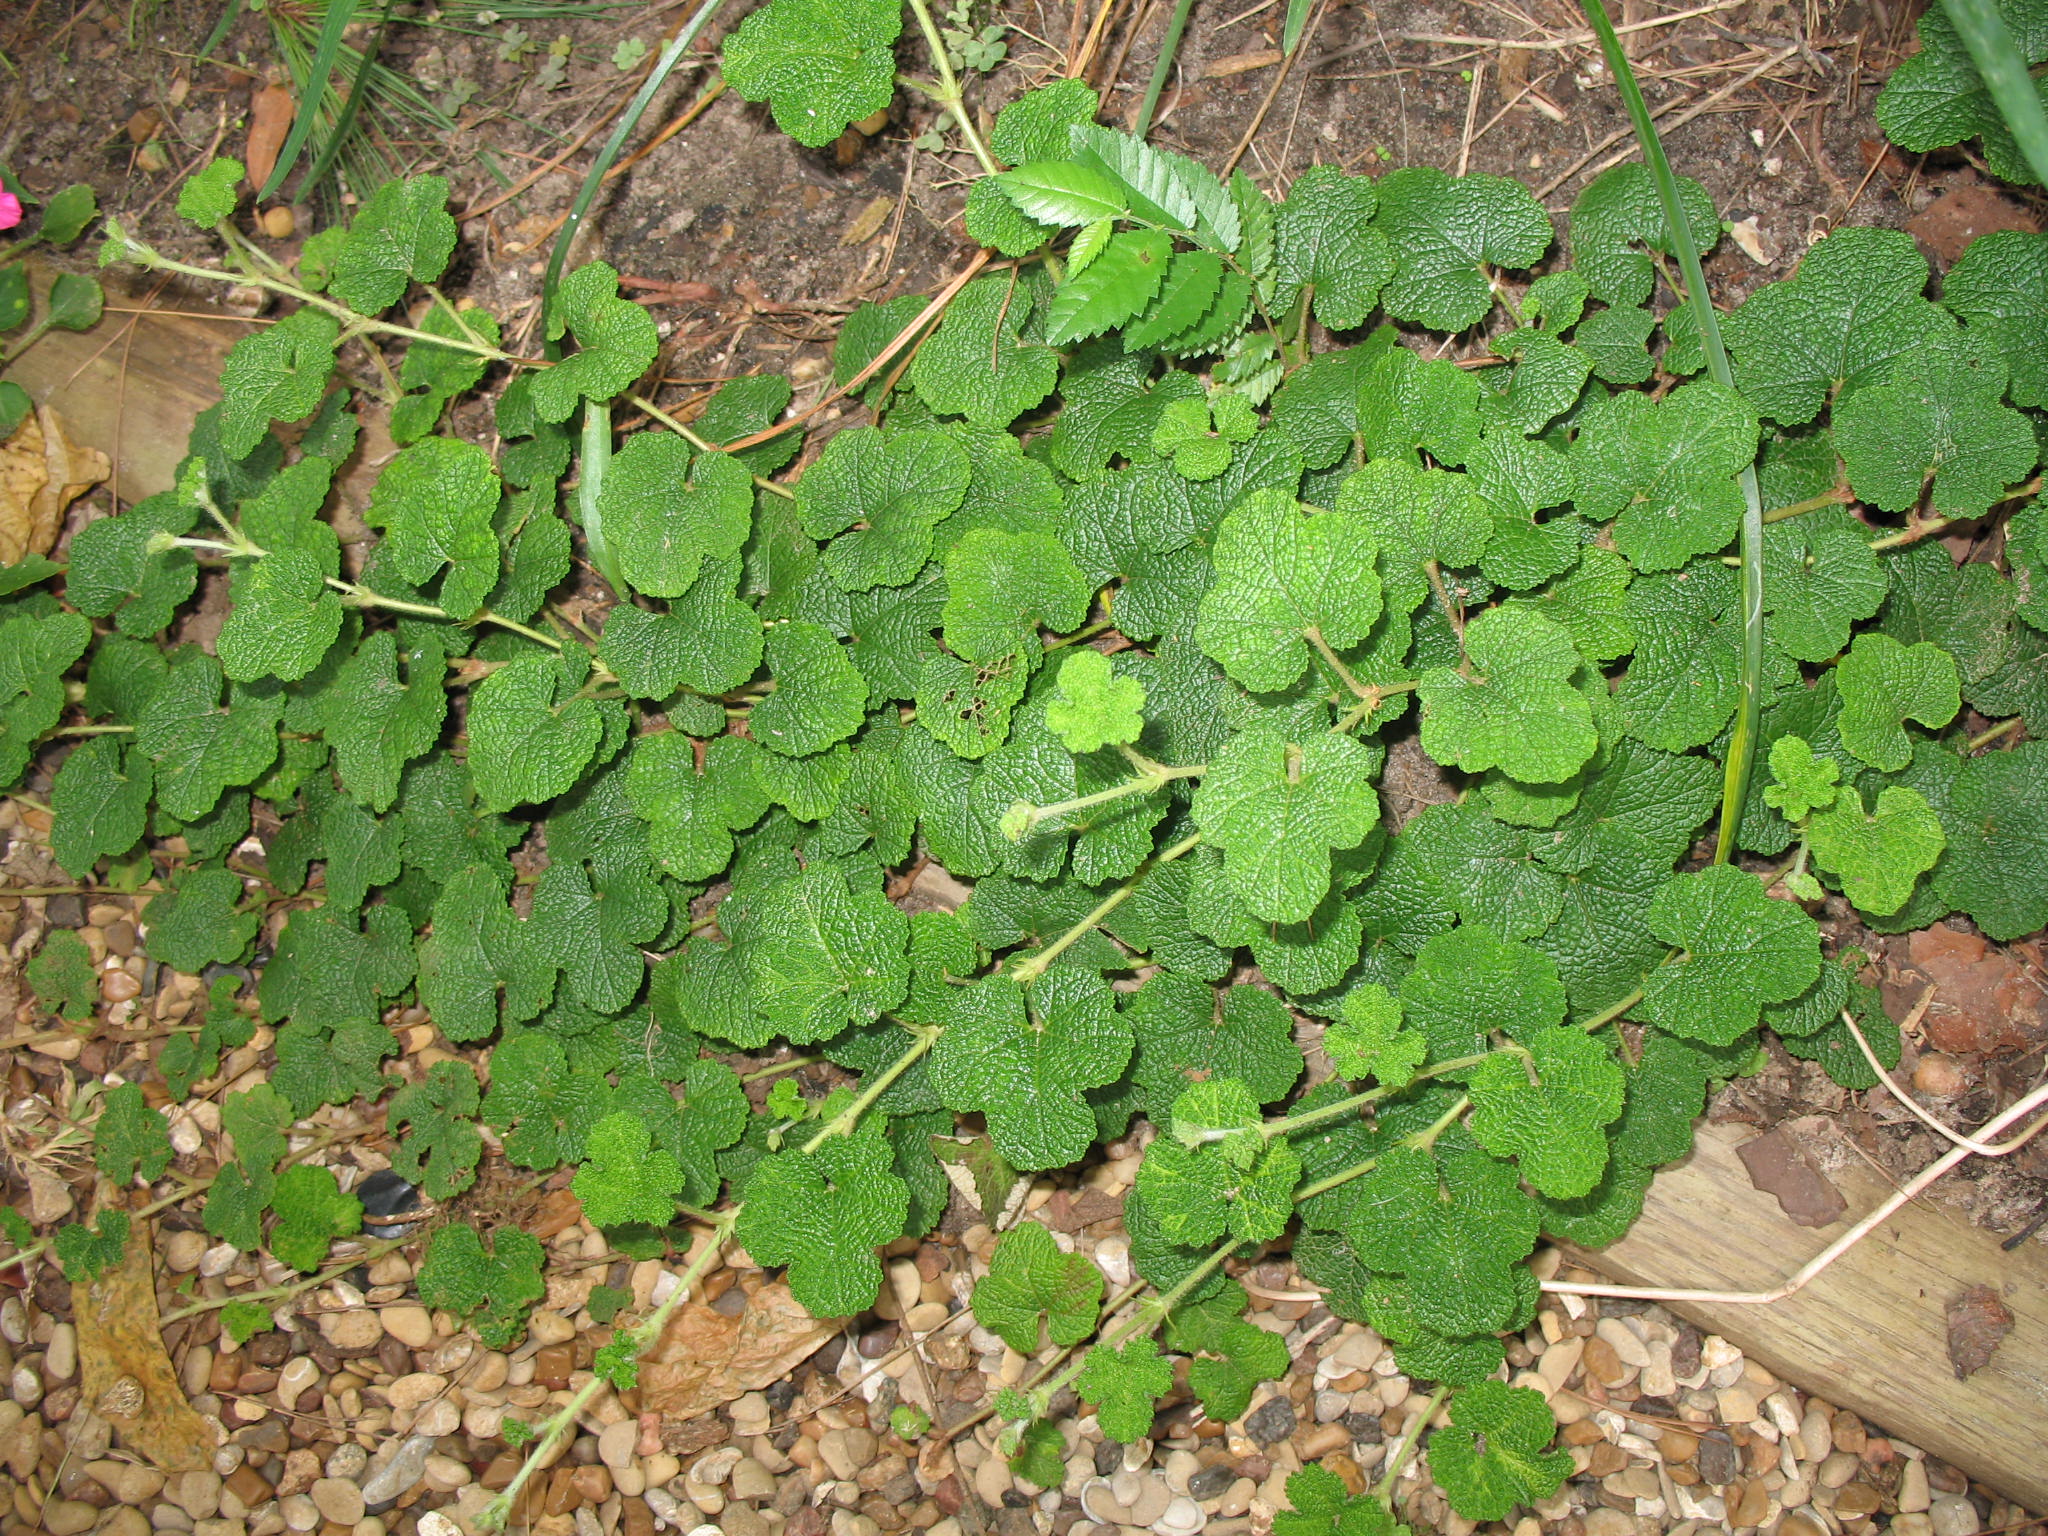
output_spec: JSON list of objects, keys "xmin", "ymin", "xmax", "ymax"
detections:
[
  {"xmin": 1567, "ymin": 163, "xmax": 1720, "ymax": 306},
  {"xmin": 1932, "ymin": 740, "xmax": 2048, "ymax": 941},
  {"xmin": 912, "ymin": 277, "xmax": 1061, "ymax": 429},
  {"xmin": 972, "ymin": 1220, "xmax": 1104, "ymax": 1352},
  {"xmin": 1076, "ymin": 1338, "xmax": 1174, "ymax": 1444},
  {"xmin": 1808, "ymin": 784, "xmax": 1945, "ymax": 916},
  {"xmin": 528, "ymin": 262, "xmax": 659, "ymax": 423},
  {"xmin": 1195, "ymin": 489, "xmax": 1382, "ymax": 691},
  {"xmin": 1418, "ymin": 608, "xmax": 1596, "ymax": 783},
  {"xmin": 1641, "ymin": 865, "xmax": 1821, "ymax": 1044},
  {"xmin": 573, "ymin": 1110, "xmax": 686, "ymax": 1228},
  {"xmin": 1271, "ymin": 166, "xmax": 1392, "ymax": 329},
  {"xmin": 930, "ymin": 970, "xmax": 1132, "ymax": 1171},
  {"xmin": 137, "ymin": 647, "xmax": 282, "ymax": 821},
  {"xmin": 1373, "ymin": 168, "xmax": 1552, "ymax": 332},
  {"xmin": 747, "ymin": 864, "xmax": 909, "ymax": 1043},
  {"xmin": 364, "ymin": 435, "xmax": 501, "ymax": 618},
  {"xmin": 1430, "ymin": 1382, "xmax": 1572, "ymax": 1522},
  {"xmin": 466, "ymin": 656, "xmax": 607, "ymax": 812},
  {"xmin": 943, "ymin": 528, "xmax": 1092, "ymax": 663},
  {"xmin": 601, "ymin": 433, "xmax": 755, "ymax": 597},
  {"xmin": 144, "ymin": 866, "xmax": 257, "ymax": 973},
  {"xmin": 1723, "ymin": 227, "xmax": 1949, "ymax": 426},
  {"xmin": 1194, "ymin": 728, "xmax": 1379, "ymax": 924},
  {"xmin": 1468, "ymin": 1026, "xmax": 1624, "ymax": 1197},
  {"xmin": 1835, "ymin": 631, "xmax": 1961, "ymax": 771},
  {"xmin": 217, "ymin": 309, "xmax": 339, "ymax": 458},
  {"xmin": 753, "ymin": 621, "xmax": 869, "ymax": 757},
  {"xmin": 1045, "ymin": 229, "xmax": 1172, "ymax": 346},
  {"xmin": 722, "ymin": 0, "xmax": 901, "ymax": 146},
  {"xmin": 736, "ymin": 1115, "xmax": 908, "ymax": 1316},
  {"xmin": 797, "ymin": 427, "xmax": 970, "ymax": 590},
  {"xmin": 1572, "ymin": 382, "xmax": 1759, "ymax": 572},
  {"xmin": 417, "ymin": 1224, "xmax": 547, "ymax": 1348},
  {"xmin": 330, "ymin": 175, "xmax": 456, "ymax": 316},
  {"xmin": 177, "ymin": 156, "xmax": 242, "ymax": 226},
  {"xmin": 1762, "ymin": 734, "xmax": 1839, "ymax": 821}
]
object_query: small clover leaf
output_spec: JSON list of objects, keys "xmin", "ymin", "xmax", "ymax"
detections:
[
  {"xmin": 1762, "ymin": 735, "xmax": 1839, "ymax": 821},
  {"xmin": 1271, "ymin": 165, "xmax": 1393, "ymax": 330},
  {"xmin": 1192, "ymin": 728, "xmax": 1380, "ymax": 924},
  {"xmin": 972, "ymin": 1220, "xmax": 1105, "ymax": 1352},
  {"xmin": 1076, "ymin": 1338, "xmax": 1175, "ymax": 1443},
  {"xmin": 527, "ymin": 262, "xmax": 659, "ymax": 423},
  {"xmin": 1571, "ymin": 381, "xmax": 1760, "ymax": 572},
  {"xmin": 268, "ymin": 1163, "xmax": 363, "ymax": 1273},
  {"xmin": 1417, "ymin": 608, "xmax": 1597, "ymax": 784},
  {"xmin": 1835, "ymin": 632, "xmax": 1961, "ymax": 771},
  {"xmin": 1045, "ymin": 648, "xmax": 1144, "ymax": 754},
  {"xmin": 144, "ymin": 867, "xmax": 257, "ymax": 974},
  {"xmin": 1641, "ymin": 865, "xmax": 1822, "ymax": 1045}
]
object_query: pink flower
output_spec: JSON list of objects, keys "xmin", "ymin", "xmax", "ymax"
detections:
[{"xmin": 0, "ymin": 192, "xmax": 21, "ymax": 232}]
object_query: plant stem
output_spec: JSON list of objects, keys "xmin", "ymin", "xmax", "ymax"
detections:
[
  {"xmin": 1257, "ymin": 1054, "xmax": 1493, "ymax": 1140},
  {"xmin": 1760, "ymin": 486, "xmax": 1852, "ymax": 524},
  {"xmin": 1334, "ymin": 680, "xmax": 1418, "ymax": 735},
  {"xmin": 1008, "ymin": 762, "xmax": 1204, "ymax": 837},
  {"xmin": 481, "ymin": 1211, "xmax": 736, "ymax": 1532},
  {"xmin": 1967, "ymin": 717, "xmax": 2024, "ymax": 752},
  {"xmin": 1423, "ymin": 561, "xmax": 1466, "ymax": 648},
  {"xmin": 1305, "ymin": 626, "xmax": 1375, "ymax": 702},
  {"xmin": 48, "ymin": 724, "xmax": 134, "ymax": 737},
  {"xmin": 1575, "ymin": 987, "xmax": 1644, "ymax": 1035},
  {"xmin": 1373, "ymin": 1382, "xmax": 1449, "ymax": 1506},
  {"xmin": 630, "ymin": 394, "xmax": 796, "ymax": 500},
  {"xmin": 903, "ymin": 0, "xmax": 1002, "ymax": 175},
  {"xmin": 158, "ymin": 1234, "xmax": 410, "ymax": 1324},
  {"xmin": 1293, "ymin": 1095, "xmax": 1470, "ymax": 1203},
  {"xmin": 1134, "ymin": 0, "xmax": 1199, "ymax": 139},
  {"xmin": 740, "ymin": 1055, "xmax": 819, "ymax": 1083},
  {"xmin": 1007, "ymin": 831, "xmax": 1202, "ymax": 985},
  {"xmin": 1035, "ymin": 1240, "xmax": 1233, "ymax": 1404},
  {"xmin": 800, "ymin": 1026, "xmax": 940, "ymax": 1153}
]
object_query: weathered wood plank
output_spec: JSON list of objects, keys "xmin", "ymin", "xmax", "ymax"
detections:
[{"xmin": 1572, "ymin": 1120, "xmax": 2048, "ymax": 1510}]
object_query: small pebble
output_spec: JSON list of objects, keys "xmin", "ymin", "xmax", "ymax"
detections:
[
  {"xmin": 310, "ymin": 1478, "xmax": 366, "ymax": 1526},
  {"xmin": 1929, "ymin": 1495, "xmax": 1982, "ymax": 1536},
  {"xmin": 382, "ymin": 1306, "xmax": 434, "ymax": 1349}
]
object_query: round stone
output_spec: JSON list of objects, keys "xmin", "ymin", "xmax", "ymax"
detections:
[{"xmin": 310, "ymin": 1476, "xmax": 366, "ymax": 1525}]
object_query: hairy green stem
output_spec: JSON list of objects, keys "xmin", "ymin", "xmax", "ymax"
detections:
[
  {"xmin": 1293, "ymin": 1096, "xmax": 1470, "ymax": 1203},
  {"xmin": 159, "ymin": 1234, "xmax": 410, "ymax": 1325},
  {"xmin": 1334, "ymin": 679, "xmax": 1418, "ymax": 735},
  {"xmin": 1007, "ymin": 831, "xmax": 1203, "ymax": 984},
  {"xmin": 800, "ymin": 1026, "xmax": 940, "ymax": 1153},
  {"xmin": 481, "ymin": 1211, "xmax": 737, "ymax": 1532},
  {"xmin": 1373, "ymin": 1382, "xmax": 1450, "ymax": 1506},
  {"xmin": 1760, "ymin": 487, "xmax": 1852, "ymax": 524},
  {"xmin": 1578, "ymin": 0, "xmax": 1765, "ymax": 866},
  {"xmin": 1967, "ymin": 717, "xmax": 2024, "ymax": 752},
  {"xmin": 1305, "ymin": 626, "xmax": 1376, "ymax": 703},
  {"xmin": 1006, "ymin": 761, "xmax": 1204, "ymax": 838},
  {"xmin": 903, "ymin": 0, "xmax": 1002, "ymax": 176},
  {"xmin": 630, "ymin": 393, "xmax": 797, "ymax": 500},
  {"xmin": 1255, "ymin": 1054, "xmax": 1493, "ymax": 1141}
]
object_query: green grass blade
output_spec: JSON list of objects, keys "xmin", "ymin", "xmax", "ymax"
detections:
[
  {"xmin": 1579, "ymin": 0, "xmax": 1766, "ymax": 864},
  {"xmin": 1135, "ymin": 0, "xmax": 1198, "ymax": 140},
  {"xmin": 194, "ymin": 0, "xmax": 244, "ymax": 68},
  {"xmin": 296, "ymin": 17, "xmax": 396, "ymax": 203},
  {"xmin": 541, "ymin": 0, "xmax": 728, "ymax": 340},
  {"xmin": 1940, "ymin": 0, "xmax": 2048, "ymax": 187},
  {"xmin": 577, "ymin": 400, "xmax": 625, "ymax": 597},
  {"xmin": 261, "ymin": 0, "xmax": 361, "ymax": 201},
  {"xmin": 1282, "ymin": 0, "xmax": 1315, "ymax": 55}
]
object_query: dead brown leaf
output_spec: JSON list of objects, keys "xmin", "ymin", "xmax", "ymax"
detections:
[
  {"xmin": 1945, "ymin": 1283, "xmax": 2015, "ymax": 1380},
  {"xmin": 640, "ymin": 1280, "xmax": 836, "ymax": 1421},
  {"xmin": 75, "ymin": 1214, "xmax": 217, "ymax": 1470},
  {"xmin": 0, "ymin": 405, "xmax": 110, "ymax": 565},
  {"xmin": 1736, "ymin": 1127, "xmax": 1847, "ymax": 1229},
  {"xmin": 245, "ymin": 83, "xmax": 297, "ymax": 195},
  {"xmin": 841, "ymin": 195, "xmax": 894, "ymax": 247}
]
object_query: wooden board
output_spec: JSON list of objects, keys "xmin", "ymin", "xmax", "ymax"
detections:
[
  {"xmin": 7, "ymin": 264, "xmax": 237, "ymax": 502},
  {"xmin": 1573, "ymin": 1120, "xmax": 2048, "ymax": 1509}
]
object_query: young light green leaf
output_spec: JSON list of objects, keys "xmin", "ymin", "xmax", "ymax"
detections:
[
  {"xmin": 1044, "ymin": 647, "xmax": 1144, "ymax": 753},
  {"xmin": 1325, "ymin": 984, "xmax": 1426, "ymax": 1088},
  {"xmin": 1808, "ymin": 784, "xmax": 1946, "ymax": 916},
  {"xmin": 735, "ymin": 1113, "xmax": 909, "ymax": 1316},
  {"xmin": 972, "ymin": 1220, "xmax": 1104, "ymax": 1352},
  {"xmin": 573, "ymin": 1110, "xmax": 686, "ymax": 1228},
  {"xmin": 1191, "ymin": 727, "xmax": 1380, "ymax": 924},
  {"xmin": 1372, "ymin": 168, "xmax": 1551, "ymax": 332},
  {"xmin": 177, "ymin": 157, "xmax": 243, "ymax": 227},
  {"xmin": 1641, "ymin": 865, "xmax": 1821, "ymax": 1045},
  {"xmin": 722, "ymin": 0, "xmax": 903, "ymax": 148},
  {"xmin": 1835, "ymin": 632, "xmax": 1961, "ymax": 771},
  {"xmin": 1417, "ymin": 608, "xmax": 1596, "ymax": 784},
  {"xmin": 1194, "ymin": 489, "xmax": 1381, "ymax": 691},
  {"xmin": 1075, "ymin": 1338, "xmax": 1174, "ymax": 1444},
  {"xmin": 1762, "ymin": 734, "xmax": 1839, "ymax": 821}
]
